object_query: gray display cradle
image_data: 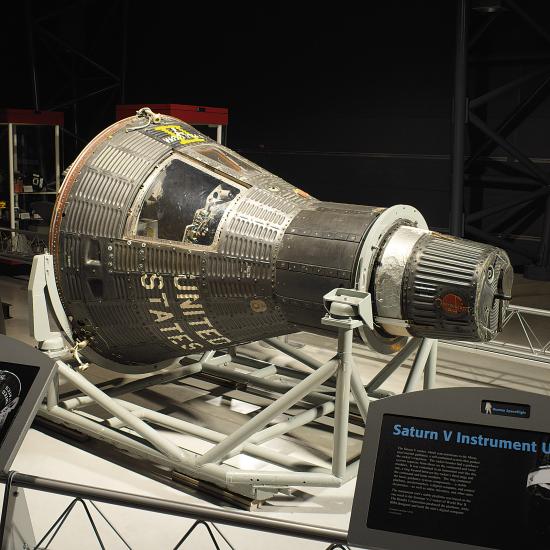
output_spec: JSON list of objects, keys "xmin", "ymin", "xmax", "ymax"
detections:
[{"xmin": 28, "ymin": 253, "xmax": 438, "ymax": 504}]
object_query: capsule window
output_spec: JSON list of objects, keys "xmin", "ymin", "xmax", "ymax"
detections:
[
  {"xmin": 135, "ymin": 157, "xmax": 240, "ymax": 246},
  {"xmin": 194, "ymin": 144, "xmax": 259, "ymax": 175}
]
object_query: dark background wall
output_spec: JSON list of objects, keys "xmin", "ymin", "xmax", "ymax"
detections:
[{"xmin": 2, "ymin": 1, "xmax": 550, "ymax": 235}]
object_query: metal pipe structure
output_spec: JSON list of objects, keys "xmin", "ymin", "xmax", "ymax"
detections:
[
  {"xmin": 465, "ymin": 74, "xmax": 550, "ymax": 171},
  {"xmin": 1, "ymin": 473, "xmax": 348, "ymax": 545},
  {"xmin": 349, "ymin": 369, "xmax": 371, "ymax": 421},
  {"xmin": 457, "ymin": 0, "xmax": 550, "ymax": 278},
  {"xmin": 465, "ymin": 224, "xmax": 536, "ymax": 260},
  {"xmin": 468, "ymin": 113, "xmax": 550, "ymax": 185},
  {"xmin": 450, "ymin": 0, "xmax": 469, "ymax": 237},
  {"xmin": 364, "ymin": 338, "xmax": 421, "ymax": 394},
  {"xmin": 424, "ymin": 340, "xmax": 438, "ymax": 390},
  {"xmin": 196, "ymin": 358, "xmax": 339, "ymax": 466},
  {"xmin": 404, "ymin": 339, "xmax": 434, "ymax": 393},
  {"xmin": 540, "ymin": 195, "xmax": 550, "ymax": 267},
  {"xmin": 263, "ymin": 337, "xmax": 324, "ymax": 369},
  {"xmin": 25, "ymin": 0, "xmax": 39, "ymax": 112},
  {"xmin": 260, "ymin": 338, "xmax": 371, "ymax": 421},
  {"xmin": 505, "ymin": 0, "xmax": 550, "ymax": 45},
  {"xmin": 468, "ymin": 12, "xmax": 498, "ymax": 50},
  {"xmin": 59, "ymin": 359, "xmax": 204, "ymax": 410},
  {"xmin": 332, "ymin": 328, "xmax": 353, "ymax": 479},
  {"xmin": 108, "ymin": 401, "xmax": 331, "ymax": 474},
  {"xmin": 249, "ymin": 402, "xmax": 336, "ymax": 446},
  {"xmin": 7, "ymin": 125, "xmax": 14, "ymax": 231},
  {"xmin": 57, "ymin": 362, "xmax": 189, "ymax": 463},
  {"xmin": 465, "ymin": 175, "xmax": 544, "ymax": 187},
  {"xmin": 447, "ymin": 304, "xmax": 550, "ymax": 364},
  {"xmin": 198, "ymin": 360, "xmax": 336, "ymax": 406},
  {"xmin": 469, "ymin": 67, "xmax": 550, "ymax": 109},
  {"xmin": 484, "ymin": 200, "xmax": 542, "ymax": 234},
  {"xmin": 466, "ymin": 187, "xmax": 550, "ymax": 224},
  {"xmin": 30, "ymin": 287, "xmax": 375, "ymax": 500}
]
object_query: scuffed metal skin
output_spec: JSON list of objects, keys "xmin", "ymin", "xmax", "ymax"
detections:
[
  {"xmin": 49, "ymin": 109, "xmax": 513, "ymax": 373},
  {"xmin": 374, "ymin": 225, "xmax": 428, "ymax": 323}
]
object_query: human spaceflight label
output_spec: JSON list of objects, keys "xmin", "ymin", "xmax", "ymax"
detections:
[{"xmin": 0, "ymin": 336, "xmax": 56, "ymax": 472}]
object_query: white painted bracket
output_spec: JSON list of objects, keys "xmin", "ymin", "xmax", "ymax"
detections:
[{"xmin": 28, "ymin": 253, "xmax": 73, "ymax": 351}]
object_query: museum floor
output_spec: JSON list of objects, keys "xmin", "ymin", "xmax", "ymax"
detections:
[{"xmin": 0, "ymin": 271, "xmax": 549, "ymax": 549}]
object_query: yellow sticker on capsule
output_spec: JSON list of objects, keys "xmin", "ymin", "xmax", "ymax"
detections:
[{"xmin": 154, "ymin": 125, "xmax": 206, "ymax": 145}]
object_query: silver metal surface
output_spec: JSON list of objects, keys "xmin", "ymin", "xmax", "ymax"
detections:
[
  {"xmin": 374, "ymin": 225, "xmax": 428, "ymax": 323},
  {"xmin": 354, "ymin": 205, "xmax": 428, "ymax": 353},
  {"xmin": 405, "ymin": 235, "xmax": 512, "ymax": 341}
]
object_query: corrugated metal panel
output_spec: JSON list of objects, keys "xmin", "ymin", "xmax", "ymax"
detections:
[
  {"xmin": 64, "ymin": 272, "xmax": 83, "ymax": 302},
  {"xmin": 55, "ymin": 116, "xmax": 367, "ymax": 368},
  {"xmin": 112, "ymin": 241, "xmax": 139, "ymax": 272},
  {"xmin": 87, "ymin": 301, "xmax": 143, "ymax": 328},
  {"xmin": 142, "ymin": 247, "xmax": 204, "ymax": 277},
  {"xmin": 406, "ymin": 236, "xmax": 496, "ymax": 340}
]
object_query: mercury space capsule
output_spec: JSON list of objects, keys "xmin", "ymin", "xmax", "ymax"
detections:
[{"xmin": 49, "ymin": 108, "xmax": 513, "ymax": 373}]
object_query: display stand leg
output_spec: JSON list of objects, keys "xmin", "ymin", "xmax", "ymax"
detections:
[
  {"xmin": 424, "ymin": 339, "xmax": 438, "ymax": 390},
  {"xmin": 403, "ymin": 338, "xmax": 435, "ymax": 393},
  {"xmin": 33, "ymin": 497, "xmax": 131, "ymax": 550},
  {"xmin": 173, "ymin": 520, "xmax": 232, "ymax": 550},
  {"xmin": 364, "ymin": 338, "xmax": 421, "ymax": 395},
  {"xmin": 0, "ymin": 472, "xmax": 36, "ymax": 550}
]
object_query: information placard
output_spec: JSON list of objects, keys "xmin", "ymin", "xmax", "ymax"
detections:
[
  {"xmin": 348, "ymin": 387, "xmax": 550, "ymax": 550},
  {"xmin": 0, "ymin": 335, "xmax": 56, "ymax": 472},
  {"xmin": 0, "ymin": 362, "xmax": 39, "ymax": 449}
]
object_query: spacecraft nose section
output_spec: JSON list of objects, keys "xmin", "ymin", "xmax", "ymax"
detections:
[
  {"xmin": 386, "ymin": 232, "xmax": 514, "ymax": 343},
  {"xmin": 361, "ymin": 219, "xmax": 514, "ymax": 350}
]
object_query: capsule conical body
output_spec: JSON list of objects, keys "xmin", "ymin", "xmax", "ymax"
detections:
[{"xmin": 50, "ymin": 111, "xmax": 512, "ymax": 372}]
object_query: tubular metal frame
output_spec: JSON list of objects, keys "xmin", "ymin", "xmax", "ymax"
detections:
[
  {"xmin": 30, "ymin": 254, "xmax": 438, "ymax": 502},
  {"xmin": 38, "ymin": 328, "xmax": 437, "ymax": 502},
  {"xmin": 446, "ymin": 304, "xmax": 550, "ymax": 364},
  {"xmin": 452, "ymin": 0, "xmax": 550, "ymax": 276},
  {"xmin": 0, "ymin": 472, "xmax": 349, "ymax": 546},
  {"xmin": 24, "ymin": 0, "xmax": 128, "ymax": 153}
]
